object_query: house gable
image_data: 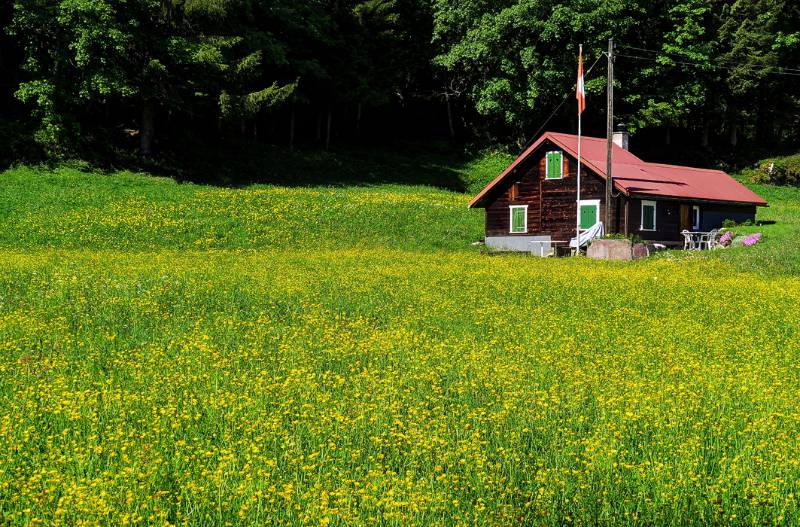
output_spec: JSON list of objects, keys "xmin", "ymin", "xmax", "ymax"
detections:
[
  {"xmin": 483, "ymin": 142, "xmax": 615, "ymax": 240},
  {"xmin": 470, "ymin": 132, "xmax": 624, "ymax": 209}
]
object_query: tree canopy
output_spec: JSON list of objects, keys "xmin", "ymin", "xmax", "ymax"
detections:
[{"xmin": 1, "ymin": 0, "xmax": 798, "ymax": 166}]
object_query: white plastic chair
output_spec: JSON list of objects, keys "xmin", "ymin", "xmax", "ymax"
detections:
[
  {"xmin": 700, "ymin": 229, "xmax": 719, "ymax": 250},
  {"xmin": 681, "ymin": 230, "xmax": 695, "ymax": 250}
]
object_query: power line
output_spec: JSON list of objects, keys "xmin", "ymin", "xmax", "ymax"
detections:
[
  {"xmin": 616, "ymin": 44, "xmax": 800, "ymax": 75},
  {"xmin": 616, "ymin": 53, "xmax": 800, "ymax": 77},
  {"xmin": 618, "ymin": 44, "xmax": 800, "ymax": 71},
  {"xmin": 619, "ymin": 46, "xmax": 800, "ymax": 74}
]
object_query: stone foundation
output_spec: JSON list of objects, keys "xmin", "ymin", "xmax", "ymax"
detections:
[
  {"xmin": 587, "ymin": 239, "xmax": 649, "ymax": 260},
  {"xmin": 485, "ymin": 235, "xmax": 552, "ymax": 255}
]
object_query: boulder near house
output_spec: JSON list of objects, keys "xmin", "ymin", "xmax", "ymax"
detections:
[{"xmin": 469, "ymin": 130, "xmax": 768, "ymax": 252}]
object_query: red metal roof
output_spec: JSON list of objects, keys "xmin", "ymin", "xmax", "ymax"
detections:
[{"xmin": 469, "ymin": 132, "xmax": 768, "ymax": 207}]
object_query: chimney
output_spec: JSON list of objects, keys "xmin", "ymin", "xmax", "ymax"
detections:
[{"xmin": 613, "ymin": 124, "xmax": 629, "ymax": 151}]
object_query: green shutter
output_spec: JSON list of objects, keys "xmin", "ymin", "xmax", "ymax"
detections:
[
  {"xmin": 511, "ymin": 207, "xmax": 526, "ymax": 233},
  {"xmin": 546, "ymin": 151, "xmax": 561, "ymax": 179},
  {"xmin": 579, "ymin": 204, "xmax": 597, "ymax": 229},
  {"xmin": 642, "ymin": 204, "xmax": 655, "ymax": 230}
]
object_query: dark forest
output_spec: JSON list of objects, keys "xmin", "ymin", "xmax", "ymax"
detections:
[{"xmin": 1, "ymin": 1, "xmax": 798, "ymax": 173}]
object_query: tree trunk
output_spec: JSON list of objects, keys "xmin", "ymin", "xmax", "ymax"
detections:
[
  {"xmin": 445, "ymin": 93, "xmax": 455, "ymax": 140},
  {"xmin": 240, "ymin": 119, "xmax": 246, "ymax": 138},
  {"xmin": 756, "ymin": 111, "xmax": 772, "ymax": 144},
  {"xmin": 316, "ymin": 112, "xmax": 322, "ymax": 143},
  {"xmin": 729, "ymin": 123, "xmax": 738, "ymax": 147},
  {"xmin": 355, "ymin": 103, "xmax": 362, "ymax": 138},
  {"xmin": 700, "ymin": 123, "xmax": 709, "ymax": 147},
  {"xmin": 515, "ymin": 124, "xmax": 526, "ymax": 150},
  {"xmin": 140, "ymin": 100, "xmax": 155, "ymax": 156},
  {"xmin": 253, "ymin": 121, "xmax": 258, "ymax": 143},
  {"xmin": 289, "ymin": 109, "xmax": 295, "ymax": 151},
  {"xmin": 665, "ymin": 126, "xmax": 671, "ymax": 146},
  {"xmin": 325, "ymin": 108, "xmax": 332, "ymax": 150}
]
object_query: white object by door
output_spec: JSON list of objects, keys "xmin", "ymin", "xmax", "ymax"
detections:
[{"xmin": 692, "ymin": 205, "xmax": 700, "ymax": 231}]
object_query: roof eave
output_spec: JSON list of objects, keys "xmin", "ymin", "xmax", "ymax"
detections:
[{"xmin": 628, "ymin": 192, "xmax": 768, "ymax": 207}]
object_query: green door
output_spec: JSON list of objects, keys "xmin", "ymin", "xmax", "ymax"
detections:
[{"xmin": 579, "ymin": 204, "xmax": 597, "ymax": 229}]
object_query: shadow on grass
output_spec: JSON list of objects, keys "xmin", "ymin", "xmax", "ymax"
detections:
[
  {"xmin": 176, "ymin": 141, "xmax": 473, "ymax": 192},
  {"xmin": 65, "ymin": 138, "xmax": 478, "ymax": 193}
]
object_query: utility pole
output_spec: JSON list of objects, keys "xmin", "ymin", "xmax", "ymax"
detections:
[{"xmin": 605, "ymin": 38, "xmax": 614, "ymax": 232}]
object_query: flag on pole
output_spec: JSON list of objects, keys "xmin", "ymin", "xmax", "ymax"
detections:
[
  {"xmin": 575, "ymin": 44, "xmax": 584, "ymax": 254},
  {"xmin": 576, "ymin": 45, "xmax": 586, "ymax": 115}
]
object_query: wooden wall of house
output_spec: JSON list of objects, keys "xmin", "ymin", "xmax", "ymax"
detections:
[
  {"xmin": 626, "ymin": 199, "xmax": 758, "ymax": 241},
  {"xmin": 700, "ymin": 204, "xmax": 757, "ymax": 231},
  {"xmin": 484, "ymin": 142, "xmax": 620, "ymax": 241},
  {"xmin": 484, "ymin": 152, "xmax": 548, "ymax": 236},
  {"xmin": 627, "ymin": 198, "xmax": 681, "ymax": 241}
]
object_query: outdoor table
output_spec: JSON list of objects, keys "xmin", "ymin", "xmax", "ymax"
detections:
[
  {"xmin": 530, "ymin": 240, "xmax": 569, "ymax": 257},
  {"xmin": 551, "ymin": 241, "xmax": 570, "ymax": 256},
  {"xmin": 682, "ymin": 231, "xmax": 710, "ymax": 250}
]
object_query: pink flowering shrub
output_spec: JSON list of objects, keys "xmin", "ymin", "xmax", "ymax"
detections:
[
  {"xmin": 742, "ymin": 233, "xmax": 762, "ymax": 247},
  {"xmin": 718, "ymin": 231, "xmax": 734, "ymax": 246}
]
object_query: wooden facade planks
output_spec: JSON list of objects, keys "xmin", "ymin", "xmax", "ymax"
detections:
[
  {"xmin": 485, "ymin": 143, "xmax": 617, "ymax": 240},
  {"xmin": 628, "ymin": 198, "xmax": 681, "ymax": 241}
]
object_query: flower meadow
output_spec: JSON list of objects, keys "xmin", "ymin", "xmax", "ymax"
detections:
[{"xmin": 0, "ymin": 166, "xmax": 799, "ymax": 526}]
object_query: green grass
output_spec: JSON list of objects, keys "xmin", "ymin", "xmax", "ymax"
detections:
[
  {"xmin": 0, "ymin": 149, "xmax": 799, "ymax": 526},
  {"xmin": 707, "ymin": 182, "xmax": 800, "ymax": 275},
  {"xmin": 0, "ymin": 164, "xmax": 485, "ymax": 252}
]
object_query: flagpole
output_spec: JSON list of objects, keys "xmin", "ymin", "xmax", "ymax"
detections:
[
  {"xmin": 575, "ymin": 44, "xmax": 583, "ymax": 256},
  {"xmin": 576, "ymin": 112, "xmax": 581, "ymax": 253}
]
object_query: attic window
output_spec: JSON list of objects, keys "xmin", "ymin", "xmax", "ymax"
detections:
[{"xmin": 545, "ymin": 151, "xmax": 563, "ymax": 179}]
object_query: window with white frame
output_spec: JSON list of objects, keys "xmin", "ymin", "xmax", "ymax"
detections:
[
  {"xmin": 509, "ymin": 205, "xmax": 528, "ymax": 233},
  {"xmin": 641, "ymin": 200, "xmax": 657, "ymax": 231}
]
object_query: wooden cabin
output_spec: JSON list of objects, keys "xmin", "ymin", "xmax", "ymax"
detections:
[{"xmin": 469, "ymin": 131, "xmax": 768, "ymax": 252}]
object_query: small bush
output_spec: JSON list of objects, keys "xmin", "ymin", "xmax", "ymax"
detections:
[
  {"xmin": 753, "ymin": 154, "xmax": 800, "ymax": 186},
  {"xmin": 718, "ymin": 231, "xmax": 735, "ymax": 246},
  {"xmin": 742, "ymin": 232, "xmax": 763, "ymax": 247},
  {"xmin": 722, "ymin": 218, "xmax": 753, "ymax": 228},
  {"xmin": 601, "ymin": 233, "xmax": 643, "ymax": 243},
  {"xmin": 0, "ymin": 119, "xmax": 42, "ymax": 166}
]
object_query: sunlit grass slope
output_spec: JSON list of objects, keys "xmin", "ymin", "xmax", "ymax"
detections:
[
  {"xmin": 0, "ymin": 165, "xmax": 486, "ymax": 252},
  {"xmin": 707, "ymin": 183, "xmax": 800, "ymax": 275},
  {"xmin": 0, "ymin": 154, "xmax": 799, "ymax": 526}
]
